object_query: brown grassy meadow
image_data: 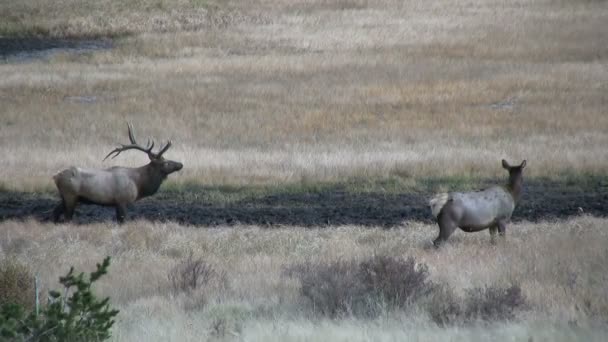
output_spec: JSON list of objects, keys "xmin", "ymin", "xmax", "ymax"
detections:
[
  {"xmin": 1, "ymin": 0, "xmax": 608, "ymax": 340},
  {"xmin": 2, "ymin": 216, "xmax": 608, "ymax": 341},
  {"xmin": 1, "ymin": 0, "xmax": 607, "ymax": 190}
]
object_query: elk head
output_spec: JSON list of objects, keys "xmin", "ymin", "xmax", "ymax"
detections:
[
  {"xmin": 104, "ymin": 123, "xmax": 183, "ymax": 178},
  {"xmin": 502, "ymin": 159, "xmax": 526, "ymax": 200}
]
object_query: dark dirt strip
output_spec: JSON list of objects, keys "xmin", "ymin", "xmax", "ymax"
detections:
[
  {"xmin": 1, "ymin": 179, "xmax": 607, "ymax": 227},
  {"xmin": 0, "ymin": 37, "xmax": 112, "ymax": 61}
]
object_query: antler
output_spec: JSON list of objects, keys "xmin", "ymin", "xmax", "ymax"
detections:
[
  {"xmin": 103, "ymin": 123, "xmax": 156, "ymax": 161},
  {"xmin": 155, "ymin": 140, "xmax": 172, "ymax": 159}
]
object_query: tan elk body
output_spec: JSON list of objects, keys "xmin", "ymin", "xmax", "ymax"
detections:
[
  {"xmin": 428, "ymin": 159, "xmax": 526, "ymax": 246},
  {"xmin": 52, "ymin": 124, "xmax": 183, "ymax": 223}
]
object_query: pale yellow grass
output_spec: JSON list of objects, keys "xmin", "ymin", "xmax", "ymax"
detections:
[
  {"xmin": 0, "ymin": 0, "xmax": 253, "ymax": 37},
  {"xmin": 1, "ymin": 216, "xmax": 607, "ymax": 340},
  {"xmin": 1, "ymin": 0, "xmax": 607, "ymax": 190}
]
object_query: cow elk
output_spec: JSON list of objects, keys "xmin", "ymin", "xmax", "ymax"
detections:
[
  {"xmin": 429, "ymin": 159, "xmax": 526, "ymax": 247},
  {"xmin": 52, "ymin": 124, "xmax": 183, "ymax": 223}
]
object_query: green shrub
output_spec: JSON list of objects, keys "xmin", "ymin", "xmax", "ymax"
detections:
[
  {"xmin": 0, "ymin": 257, "xmax": 119, "ymax": 341},
  {"xmin": 0, "ymin": 302, "xmax": 31, "ymax": 339}
]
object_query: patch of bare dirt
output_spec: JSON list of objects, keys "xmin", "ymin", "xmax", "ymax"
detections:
[
  {"xmin": 0, "ymin": 37, "xmax": 112, "ymax": 61},
  {"xmin": 1, "ymin": 179, "xmax": 606, "ymax": 226}
]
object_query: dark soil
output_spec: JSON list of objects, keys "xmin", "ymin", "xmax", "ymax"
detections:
[
  {"xmin": 0, "ymin": 37, "xmax": 112, "ymax": 61},
  {"xmin": 1, "ymin": 179, "xmax": 606, "ymax": 227}
]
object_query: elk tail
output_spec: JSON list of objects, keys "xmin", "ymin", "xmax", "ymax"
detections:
[{"xmin": 429, "ymin": 193, "xmax": 450, "ymax": 218}]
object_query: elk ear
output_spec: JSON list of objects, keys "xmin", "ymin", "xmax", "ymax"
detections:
[
  {"xmin": 502, "ymin": 159, "xmax": 510, "ymax": 169},
  {"xmin": 520, "ymin": 160, "xmax": 527, "ymax": 169}
]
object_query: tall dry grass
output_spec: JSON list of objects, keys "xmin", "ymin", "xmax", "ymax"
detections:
[
  {"xmin": 0, "ymin": 216, "xmax": 606, "ymax": 340},
  {"xmin": 0, "ymin": 0, "xmax": 254, "ymax": 38},
  {"xmin": 1, "ymin": 0, "xmax": 607, "ymax": 190}
]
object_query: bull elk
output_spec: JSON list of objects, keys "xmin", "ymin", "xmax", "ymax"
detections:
[
  {"xmin": 429, "ymin": 159, "xmax": 526, "ymax": 247},
  {"xmin": 52, "ymin": 124, "xmax": 183, "ymax": 223}
]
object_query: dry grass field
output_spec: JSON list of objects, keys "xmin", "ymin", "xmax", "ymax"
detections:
[
  {"xmin": 1, "ymin": 0, "xmax": 608, "ymax": 341},
  {"xmin": 1, "ymin": 216, "xmax": 608, "ymax": 341},
  {"xmin": 1, "ymin": 0, "xmax": 607, "ymax": 190}
]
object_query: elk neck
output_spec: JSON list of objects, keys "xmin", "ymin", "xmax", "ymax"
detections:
[
  {"xmin": 506, "ymin": 172, "xmax": 524, "ymax": 203},
  {"xmin": 133, "ymin": 163, "xmax": 167, "ymax": 199}
]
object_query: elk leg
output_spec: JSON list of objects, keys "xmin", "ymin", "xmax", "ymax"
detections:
[
  {"xmin": 433, "ymin": 211, "xmax": 457, "ymax": 248},
  {"xmin": 497, "ymin": 220, "xmax": 507, "ymax": 239},
  {"xmin": 115, "ymin": 204, "xmax": 127, "ymax": 223},
  {"xmin": 52, "ymin": 199, "xmax": 66, "ymax": 223},
  {"xmin": 489, "ymin": 224, "xmax": 498, "ymax": 245},
  {"xmin": 63, "ymin": 196, "xmax": 78, "ymax": 221}
]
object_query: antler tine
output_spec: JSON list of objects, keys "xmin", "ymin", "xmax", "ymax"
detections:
[
  {"xmin": 155, "ymin": 140, "xmax": 173, "ymax": 158},
  {"xmin": 103, "ymin": 148, "xmax": 121, "ymax": 161},
  {"xmin": 127, "ymin": 123, "xmax": 155, "ymax": 150},
  {"xmin": 102, "ymin": 123, "xmax": 157, "ymax": 161},
  {"xmin": 127, "ymin": 122, "xmax": 137, "ymax": 144}
]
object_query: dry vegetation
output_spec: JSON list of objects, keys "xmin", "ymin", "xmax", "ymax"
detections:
[
  {"xmin": 1, "ymin": 0, "xmax": 607, "ymax": 340},
  {"xmin": 1, "ymin": 0, "xmax": 607, "ymax": 191},
  {"xmin": 0, "ymin": 0, "xmax": 249, "ymax": 38},
  {"xmin": 1, "ymin": 216, "xmax": 607, "ymax": 341}
]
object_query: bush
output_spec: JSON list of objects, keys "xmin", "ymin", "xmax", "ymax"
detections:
[
  {"xmin": 169, "ymin": 251, "xmax": 217, "ymax": 293},
  {"xmin": 463, "ymin": 284, "xmax": 526, "ymax": 322},
  {"xmin": 425, "ymin": 284, "xmax": 527, "ymax": 325},
  {"xmin": 293, "ymin": 256, "xmax": 528, "ymax": 323},
  {"xmin": 359, "ymin": 256, "xmax": 434, "ymax": 308},
  {"xmin": 0, "ymin": 303, "xmax": 30, "ymax": 339},
  {"xmin": 0, "ymin": 257, "xmax": 119, "ymax": 341},
  {"xmin": 295, "ymin": 256, "xmax": 435, "ymax": 318},
  {"xmin": 0, "ymin": 258, "xmax": 35, "ymax": 311},
  {"xmin": 299, "ymin": 259, "xmax": 364, "ymax": 317},
  {"xmin": 425, "ymin": 284, "xmax": 461, "ymax": 326}
]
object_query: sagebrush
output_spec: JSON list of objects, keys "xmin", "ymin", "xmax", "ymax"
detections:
[
  {"xmin": 296, "ymin": 256, "xmax": 435, "ymax": 317},
  {"xmin": 168, "ymin": 251, "xmax": 217, "ymax": 293}
]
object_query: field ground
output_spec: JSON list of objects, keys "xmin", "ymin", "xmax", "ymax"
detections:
[
  {"xmin": 1, "ymin": 0, "xmax": 607, "ymax": 340},
  {"xmin": 1, "ymin": 216, "xmax": 608, "ymax": 341}
]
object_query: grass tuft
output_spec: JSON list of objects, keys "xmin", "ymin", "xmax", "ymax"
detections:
[{"xmin": 0, "ymin": 258, "xmax": 35, "ymax": 311}]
